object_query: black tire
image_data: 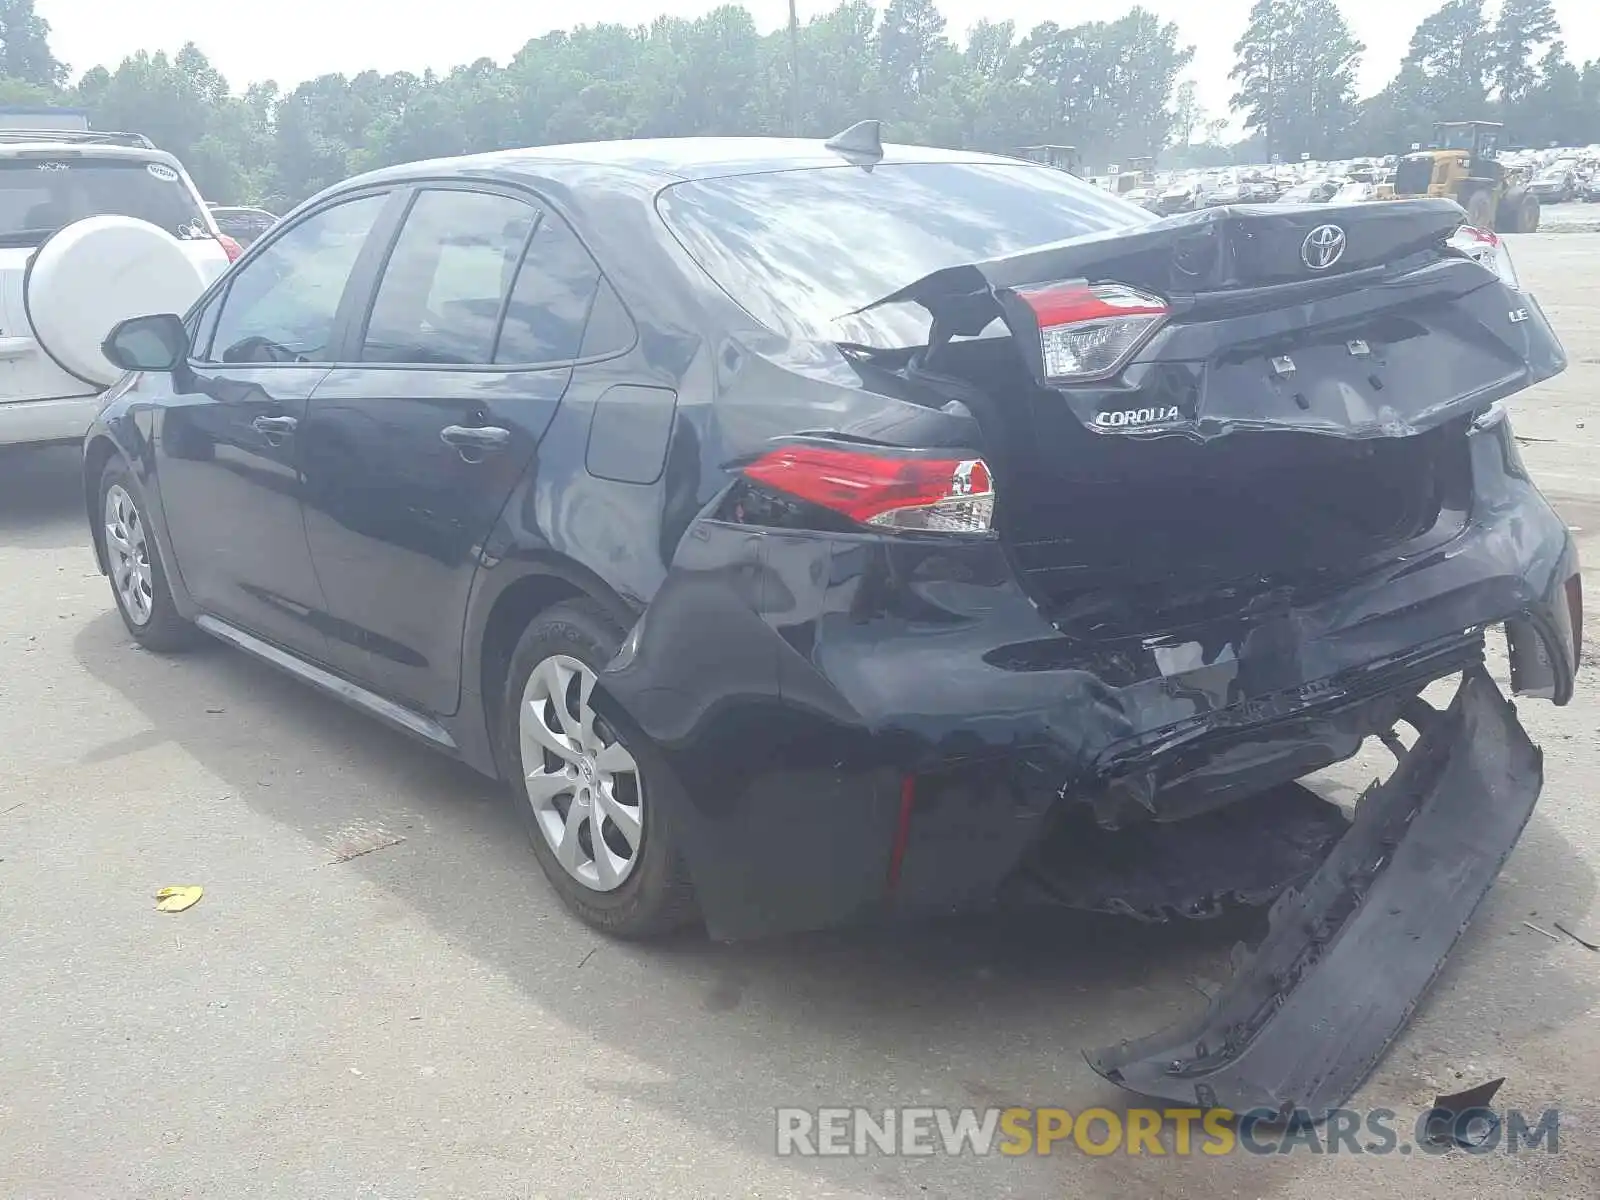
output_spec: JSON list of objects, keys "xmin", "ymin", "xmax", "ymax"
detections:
[
  {"xmin": 1520, "ymin": 195, "xmax": 1541, "ymax": 234},
  {"xmin": 1496, "ymin": 187, "xmax": 1538, "ymax": 235},
  {"xmin": 1465, "ymin": 189, "xmax": 1496, "ymax": 230},
  {"xmin": 97, "ymin": 458, "xmax": 197, "ymax": 651},
  {"xmin": 501, "ymin": 598, "xmax": 697, "ymax": 938}
]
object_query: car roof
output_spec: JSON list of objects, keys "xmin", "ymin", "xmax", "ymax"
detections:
[{"xmin": 349, "ymin": 136, "xmax": 1040, "ymax": 191}]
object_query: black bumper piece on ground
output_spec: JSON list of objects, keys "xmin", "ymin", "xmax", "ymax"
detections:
[{"xmin": 1087, "ymin": 666, "xmax": 1542, "ymax": 1118}]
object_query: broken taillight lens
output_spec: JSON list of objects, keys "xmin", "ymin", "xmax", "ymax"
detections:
[
  {"xmin": 1447, "ymin": 225, "xmax": 1521, "ymax": 290},
  {"xmin": 740, "ymin": 445, "xmax": 994, "ymax": 533},
  {"xmin": 1013, "ymin": 281, "xmax": 1169, "ymax": 382}
]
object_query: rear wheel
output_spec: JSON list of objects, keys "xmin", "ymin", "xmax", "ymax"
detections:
[
  {"xmin": 98, "ymin": 458, "xmax": 195, "ymax": 651},
  {"xmin": 501, "ymin": 599, "xmax": 697, "ymax": 938}
]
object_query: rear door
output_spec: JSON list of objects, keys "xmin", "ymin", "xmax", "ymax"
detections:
[
  {"xmin": 156, "ymin": 189, "xmax": 400, "ymax": 658},
  {"xmin": 301, "ymin": 184, "xmax": 604, "ymax": 714}
]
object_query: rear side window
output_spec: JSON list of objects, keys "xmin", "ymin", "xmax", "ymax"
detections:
[
  {"xmin": 657, "ymin": 161, "xmax": 1152, "ymax": 348},
  {"xmin": 206, "ymin": 192, "xmax": 388, "ymax": 364},
  {"xmin": 0, "ymin": 156, "xmax": 206, "ymax": 246},
  {"xmin": 362, "ymin": 189, "xmax": 537, "ymax": 365},
  {"xmin": 493, "ymin": 215, "xmax": 602, "ymax": 364}
]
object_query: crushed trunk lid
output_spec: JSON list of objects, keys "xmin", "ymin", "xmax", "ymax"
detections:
[{"xmin": 864, "ymin": 200, "xmax": 1566, "ymax": 442}]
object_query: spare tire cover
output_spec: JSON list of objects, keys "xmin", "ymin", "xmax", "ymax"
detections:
[{"xmin": 25, "ymin": 214, "xmax": 208, "ymax": 388}]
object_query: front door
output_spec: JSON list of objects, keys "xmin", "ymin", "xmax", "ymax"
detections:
[
  {"xmin": 156, "ymin": 190, "xmax": 397, "ymax": 658},
  {"xmin": 301, "ymin": 186, "xmax": 604, "ymax": 714}
]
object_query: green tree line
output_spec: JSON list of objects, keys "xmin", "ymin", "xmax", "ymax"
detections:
[{"xmin": 0, "ymin": 0, "xmax": 1597, "ymax": 209}]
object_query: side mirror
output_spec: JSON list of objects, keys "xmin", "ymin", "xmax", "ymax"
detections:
[{"xmin": 102, "ymin": 313, "xmax": 188, "ymax": 373}]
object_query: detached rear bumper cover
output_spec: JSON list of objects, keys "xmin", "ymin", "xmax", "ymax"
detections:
[{"xmin": 1088, "ymin": 666, "xmax": 1541, "ymax": 1117}]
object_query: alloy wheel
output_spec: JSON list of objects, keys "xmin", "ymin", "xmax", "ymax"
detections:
[
  {"xmin": 519, "ymin": 653, "xmax": 644, "ymax": 892},
  {"xmin": 104, "ymin": 484, "xmax": 153, "ymax": 627}
]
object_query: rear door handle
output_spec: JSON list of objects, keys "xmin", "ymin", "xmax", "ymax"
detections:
[
  {"xmin": 252, "ymin": 414, "xmax": 298, "ymax": 436},
  {"xmin": 439, "ymin": 424, "xmax": 511, "ymax": 459}
]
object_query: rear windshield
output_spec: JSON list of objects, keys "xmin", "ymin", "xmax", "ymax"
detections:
[
  {"xmin": 0, "ymin": 156, "xmax": 207, "ymax": 246},
  {"xmin": 657, "ymin": 161, "xmax": 1152, "ymax": 348}
]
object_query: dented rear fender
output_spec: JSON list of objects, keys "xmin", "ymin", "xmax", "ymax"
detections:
[{"xmin": 591, "ymin": 404, "xmax": 1578, "ymax": 940}]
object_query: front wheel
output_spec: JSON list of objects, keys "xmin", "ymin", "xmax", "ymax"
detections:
[
  {"xmin": 501, "ymin": 598, "xmax": 697, "ymax": 938},
  {"xmin": 98, "ymin": 459, "xmax": 196, "ymax": 651},
  {"xmin": 1465, "ymin": 189, "xmax": 1496, "ymax": 230},
  {"xmin": 1520, "ymin": 195, "xmax": 1541, "ymax": 233}
]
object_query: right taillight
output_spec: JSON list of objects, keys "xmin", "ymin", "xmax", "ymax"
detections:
[
  {"xmin": 1012, "ymin": 280, "xmax": 1170, "ymax": 382},
  {"xmin": 1447, "ymin": 225, "xmax": 1521, "ymax": 290},
  {"xmin": 739, "ymin": 444, "xmax": 994, "ymax": 534}
]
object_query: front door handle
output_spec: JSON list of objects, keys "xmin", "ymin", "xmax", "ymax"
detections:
[
  {"xmin": 440, "ymin": 424, "xmax": 511, "ymax": 461},
  {"xmin": 252, "ymin": 414, "xmax": 298, "ymax": 436}
]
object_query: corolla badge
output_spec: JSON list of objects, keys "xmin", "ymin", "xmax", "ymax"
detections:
[
  {"xmin": 1095, "ymin": 406, "xmax": 1182, "ymax": 428},
  {"xmin": 1302, "ymin": 224, "xmax": 1347, "ymax": 271}
]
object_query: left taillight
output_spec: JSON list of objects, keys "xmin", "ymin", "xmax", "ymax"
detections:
[
  {"xmin": 1012, "ymin": 280, "xmax": 1169, "ymax": 382},
  {"xmin": 740, "ymin": 444, "xmax": 995, "ymax": 534},
  {"xmin": 217, "ymin": 233, "xmax": 244, "ymax": 263}
]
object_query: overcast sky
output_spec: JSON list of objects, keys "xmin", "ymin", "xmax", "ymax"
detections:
[{"xmin": 38, "ymin": 0, "xmax": 1600, "ymax": 120}]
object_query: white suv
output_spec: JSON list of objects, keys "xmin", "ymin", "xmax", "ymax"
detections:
[{"xmin": 0, "ymin": 129, "xmax": 237, "ymax": 447}]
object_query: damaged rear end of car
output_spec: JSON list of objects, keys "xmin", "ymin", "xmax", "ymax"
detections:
[{"xmin": 595, "ymin": 177, "xmax": 1581, "ymax": 1118}]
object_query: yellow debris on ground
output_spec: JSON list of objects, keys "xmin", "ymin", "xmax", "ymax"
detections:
[{"xmin": 154, "ymin": 885, "xmax": 204, "ymax": 913}]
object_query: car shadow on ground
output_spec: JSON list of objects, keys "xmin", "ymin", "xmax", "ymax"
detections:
[
  {"xmin": 71, "ymin": 600, "xmax": 1600, "ymax": 1197},
  {"xmin": 0, "ymin": 445, "xmax": 86, "ymax": 551}
]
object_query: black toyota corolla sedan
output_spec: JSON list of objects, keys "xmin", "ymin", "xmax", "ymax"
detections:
[{"xmin": 85, "ymin": 127, "xmax": 1580, "ymax": 1114}]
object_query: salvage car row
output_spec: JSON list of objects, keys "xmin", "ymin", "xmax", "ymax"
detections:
[
  {"xmin": 19, "ymin": 119, "xmax": 1583, "ymax": 1119},
  {"xmin": 1103, "ymin": 139, "xmax": 1600, "ymax": 215}
]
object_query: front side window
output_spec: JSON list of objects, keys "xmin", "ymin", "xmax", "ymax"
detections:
[
  {"xmin": 361, "ymin": 189, "xmax": 537, "ymax": 365},
  {"xmin": 206, "ymin": 193, "xmax": 388, "ymax": 364},
  {"xmin": 187, "ymin": 287, "xmax": 224, "ymax": 359}
]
